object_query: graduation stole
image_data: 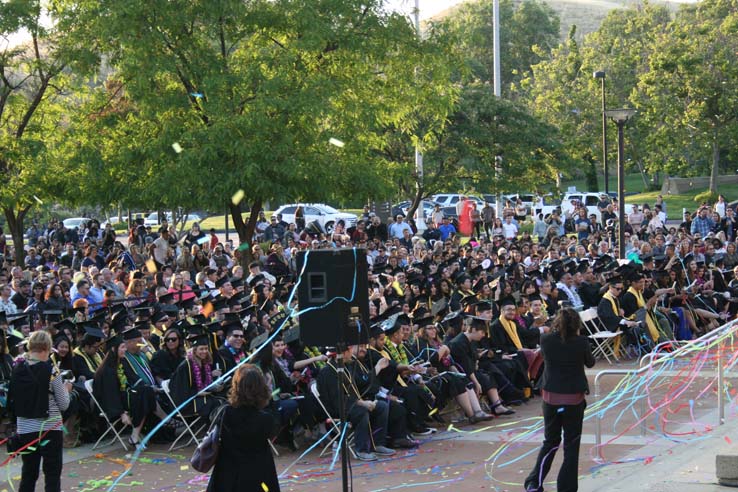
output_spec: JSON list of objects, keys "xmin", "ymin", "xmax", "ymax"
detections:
[
  {"xmin": 125, "ymin": 352, "xmax": 155, "ymax": 386},
  {"xmin": 372, "ymin": 344, "xmax": 407, "ymax": 387},
  {"xmin": 73, "ymin": 347, "xmax": 102, "ymax": 373},
  {"xmin": 626, "ymin": 287, "xmax": 661, "ymax": 342},
  {"xmin": 498, "ymin": 316, "xmax": 523, "ymax": 351},
  {"xmin": 386, "ymin": 340, "xmax": 408, "ymax": 365},
  {"xmin": 602, "ymin": 291, "xmax": 620, "ymax": 317}
]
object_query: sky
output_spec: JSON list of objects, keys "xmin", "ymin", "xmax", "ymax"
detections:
[{"xmin": 387, "ymin": 0, "xmax": 468, "ymax": 19}]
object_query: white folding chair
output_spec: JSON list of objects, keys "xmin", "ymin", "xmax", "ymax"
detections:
[
  {"xmin": 84, "ymin": 379, "xmax": 129, "ymax": 451},
  {"xmin": 580, "ymin": 308, "xmax": 621, "ymax": 364},
  {"xmin": 309, "ymin": 380, "xmax": 356, "ymax": 459},
  {"xmin": 161, "ymin": 379, "xmax": 208, "ymax": 451}
]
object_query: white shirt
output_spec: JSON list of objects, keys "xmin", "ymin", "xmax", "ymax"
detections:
[{"xmin": 502, "ymin": 222, "xmax": 518, "ymax": 239}]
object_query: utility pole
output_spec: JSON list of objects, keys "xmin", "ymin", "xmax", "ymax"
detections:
[
  {"xmin": 414, "ymin": 0, "xmax": 427, "ymax": 231},
  {"xmin": 493, "ymin": 0, "xmax": 502, "ymax": 213}
]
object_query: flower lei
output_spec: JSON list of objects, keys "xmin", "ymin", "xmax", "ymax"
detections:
[
  {"xmin": 304, "ymin": 346, "xmax": 325, "ymax": 369},
  {"xmin": 188, "ymin": 353, "xmax": 212, "ymax": 392},
  {"xmin": 117, "ymin": 363, "xmax": 127, "ymax": 392}
]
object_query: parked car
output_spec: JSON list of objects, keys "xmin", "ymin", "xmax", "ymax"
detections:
[
  {"xmin": 273, "ymin": 203, "xmax": 357, "ymax": 233},
  {"xmin": 391, "ymin": 200, "xmax": 439, "ymax": 219},
  {"xmin": 432, "ymin": 193, "xmax": 484, "ymax": 208},
  {"xmin": 559, "ymin": 192, "xmax": 634, "ymax": 222},
  {"xmin": 62, "ymin": 217, "xmax": 92, "ymax": 230},
  {"xmin": 144, "ymin": 212, "xmax": 172, "ymax": 227}
]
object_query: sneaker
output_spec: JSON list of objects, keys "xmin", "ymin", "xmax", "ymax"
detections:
[
  {"xmin": 373, "ymin": 445, "xmax": 396, "ymax": 456},
  {"xmin": 411, "ymin": 427, "xmax": 433, "ymax": 438},
  {"xmin": 392, "ymin": 437, "xmax": 419, "ymax": 449},
  {"xmin": 355, "ymin": 451, "xmax": 378, "ymax": 461}
]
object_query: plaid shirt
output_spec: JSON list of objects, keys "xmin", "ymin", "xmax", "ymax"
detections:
[{"xmin": 690, "ymin": 216, "xmax": 714, "ymax": 238}]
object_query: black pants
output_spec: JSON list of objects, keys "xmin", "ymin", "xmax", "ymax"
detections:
[
  {"xmin": 19, "ymin": 430, "xmax": 63, "ymax": 492},
  {"xmin": 524, "ymin": 400, "xmax": 585, "ymax": 492}
]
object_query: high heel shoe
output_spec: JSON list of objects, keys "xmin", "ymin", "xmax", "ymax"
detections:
[{"xmin": 492, "ymin": 401, "xmax": 515, "ymax": 416}]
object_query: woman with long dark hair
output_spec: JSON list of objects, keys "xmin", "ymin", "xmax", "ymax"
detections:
[
  {"xmin": 150, "ymin": 327, "xmax": 185, "ymax": 384},
  {"xmin": 524, "ymin": 307, "xmax": 595, "ymax": 492},
  {"xmin": 207, "ymin": 364, "xmax": 280, "ymax": 492},
  {"xmin": 93, "ymin": 333, "xmax": 158, "ymax": 446}
]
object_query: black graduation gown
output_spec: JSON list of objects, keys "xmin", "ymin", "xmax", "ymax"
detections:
[
  {"xmin": 410, "ymin": 338, "xmax": 467, "ymax": 407},
  {"xmin": 120, "ymin": 356, "xmax": 159, "ymax": 426},
  {"xmin": 486, "ymin": 320, "xmax": 532, "ymax": 391},
  {"xmin": 72, "ymin": 351, "xmax": 100, "ymax": 382},
  {"xmin": 170, "ymin": 358, "xmax": 223, "ymax": 419},
  {"xmin": 150, "ymin": 349, "xmax": 184, "ymax": 382},
  {"xmin": 207, "ymin": 405, "xmax": 280, "ymax": 492},
  {"xmin": 579, "ymin": 282, "xmax": 603, "ymax": 309}
]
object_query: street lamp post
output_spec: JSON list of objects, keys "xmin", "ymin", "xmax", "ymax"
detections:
[
  {"xmin": 605, "ymin": 108, "xmax": 636, "ymax": 259},
  {"xmin": 593, "ymin": 71, "xmax": 608, "ymax": 194}
]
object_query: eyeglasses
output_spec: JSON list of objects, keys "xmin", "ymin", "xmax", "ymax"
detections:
[
  {"xmin": 165, "ymin": 337, "xmax": 179, "ymax": 342},
  {"xmin": 613, "ymin": 286, "xmax": 623, "ymax": 291}
]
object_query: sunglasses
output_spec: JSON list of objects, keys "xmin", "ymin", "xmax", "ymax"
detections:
[
  {"xmin": 165, "ymin": 337, "xmax": 179, "ymax": 342},
  {"xmin": 230, "ymin": 334, "xmax": 244, "ymax": 338}
]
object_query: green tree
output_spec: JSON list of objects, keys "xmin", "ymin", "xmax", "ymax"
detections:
[
  {"xmin": 523, "ymin": 4, "xmax": 671, "ymax": 191},
  {"xmin": 426, "ymin": 84, "xmax": 567, "ymax": 197},
  {"xmin": 636, "ymin": 0, "xmax": 738, "ymax": 192},
  {"xmin": 435, "ymin": 0, "xmax": 560, "ymax": 93},
  {"xmin": 0, "ymin": 0, "xmax": 92, "ymax": 265},
  {"xmin": 62, "ymin": 0, "xmax": 458, "ymax": 255}
]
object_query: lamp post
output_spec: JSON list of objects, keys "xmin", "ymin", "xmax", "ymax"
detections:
[
  {"xmin": 605, "ymin": 108, "xmax": 636, "ymax": 259},
  {"xmin": 593, "ymin": 70, "xmax": 608, "ymax": 194}
]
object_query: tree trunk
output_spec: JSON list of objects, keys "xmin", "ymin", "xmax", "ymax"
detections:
[
  {"xmin": 230, "ymin": 199, "xmax": 262, "ymax": 266},
  {"xmin": 406, "ymin": 180, "xmax": 424, "ymax": 225},
  {"xmin": 585, "ymin": 154, "xmax": 599, "ymax": 192},
  {"xmin": 4, "ymin": 205, "xmax": 31, "ymax": 266},
  {"xmin": 709, "ymin": 129, "xmax": 719, "ymax": 193}
]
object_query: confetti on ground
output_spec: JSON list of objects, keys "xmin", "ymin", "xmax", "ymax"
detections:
[
  {"xmin": 328, "ymin": 137, "xmax": 344, "ymax": 148},
  {"xmin": 231, "ymin": 189, "xmax": 245, "ymax": 205},
  {"xmin": 172, "ymin": 142, "xmax": 183, "ymax": 153}
]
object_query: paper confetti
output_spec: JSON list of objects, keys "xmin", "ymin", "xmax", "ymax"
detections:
[
  {"xmin": 557, "ymin": 407, "xmax": 565, "ymax": 413},
  {"xmin": 180, "ymin": 465, "xmax": 189, "ymax": 470},
  {"xmin": 262, "ymin": 483, "xmax": 269, "ymax": 492},
  {"xmin": 145, "ymin": 259, "xmax": 158, "ymax": 273},
  {"xmin": 32, "ymin": 195, "xmax": 43, "ymax": 204},
  {"xmin": 202, "ymin": 302, "xmax": 214, "ymax": 318},
  {"xmin": 190, "ymin": 92, "xmax": 204, "ymax": 98},
  {"xmin": 237, "ymin": 242, "xmax": 250, "ymax": 252},
  {"xmin": 172, "ymin": 142, "xmax": 183, "ymax": 153},
  {"xmin": 231, "ymin": 189, "xmax": 245, "ymax": 206},
  {"xmin": 197, "ymin": 236, "xmax": 210, "ymax": 245},
  {"xmin": 726, "ymin": 436, "xmax": 733, "ymax": 444},
  {"xmin": 428, "ymin": 408, "xmax": 438, "ymax": 416},
  {"xmin": 328, "ymin": 137, "xmax": 345, "ymax": 148}
]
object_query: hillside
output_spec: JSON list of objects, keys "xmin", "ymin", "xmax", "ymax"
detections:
[{"xmin": 431, "ymin": 0, "xmax": 694, "ymax": 39}]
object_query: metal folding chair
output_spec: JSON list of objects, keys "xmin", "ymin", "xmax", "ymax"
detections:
[
  {"xmin": 84, "ymin": 379, "xmax": 129, "ymax": 451},
  {"xmin": 309, "ymin": 380, "xmax": 356, "ymax": 458},
  {"xmin": 160, "ymin": 379, "xmax": 208, "ymax": 450},
  {"xmin": 580, "ymin": 308, "xmax": 621, "ymax": 363}
]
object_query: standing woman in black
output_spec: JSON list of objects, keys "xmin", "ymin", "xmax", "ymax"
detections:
[
  {"xmin": 207, "ymin": 364, "xmax": 280, "ymax": 492},
  {"xmin": 524, "ymin": 307, "xmax": 595, "ymax": 492}
]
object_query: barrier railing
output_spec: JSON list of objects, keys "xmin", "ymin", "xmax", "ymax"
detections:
[{"xmin": 593, "ymin": 318, "xmax": 738, "ymax": 458}]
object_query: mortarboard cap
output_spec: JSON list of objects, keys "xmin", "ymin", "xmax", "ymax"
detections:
[{"xmin": 121, "ymin": 327, "xmax": 142, "ymax": 341}]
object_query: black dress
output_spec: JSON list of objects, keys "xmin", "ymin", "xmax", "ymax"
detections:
[
  {"xmin": 93, "ymin": 364, "xmax": 157, "ymax": 427},
  {"xmin": 207, "ymin": 405, "xmax": 280, "ymax": 492}
]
